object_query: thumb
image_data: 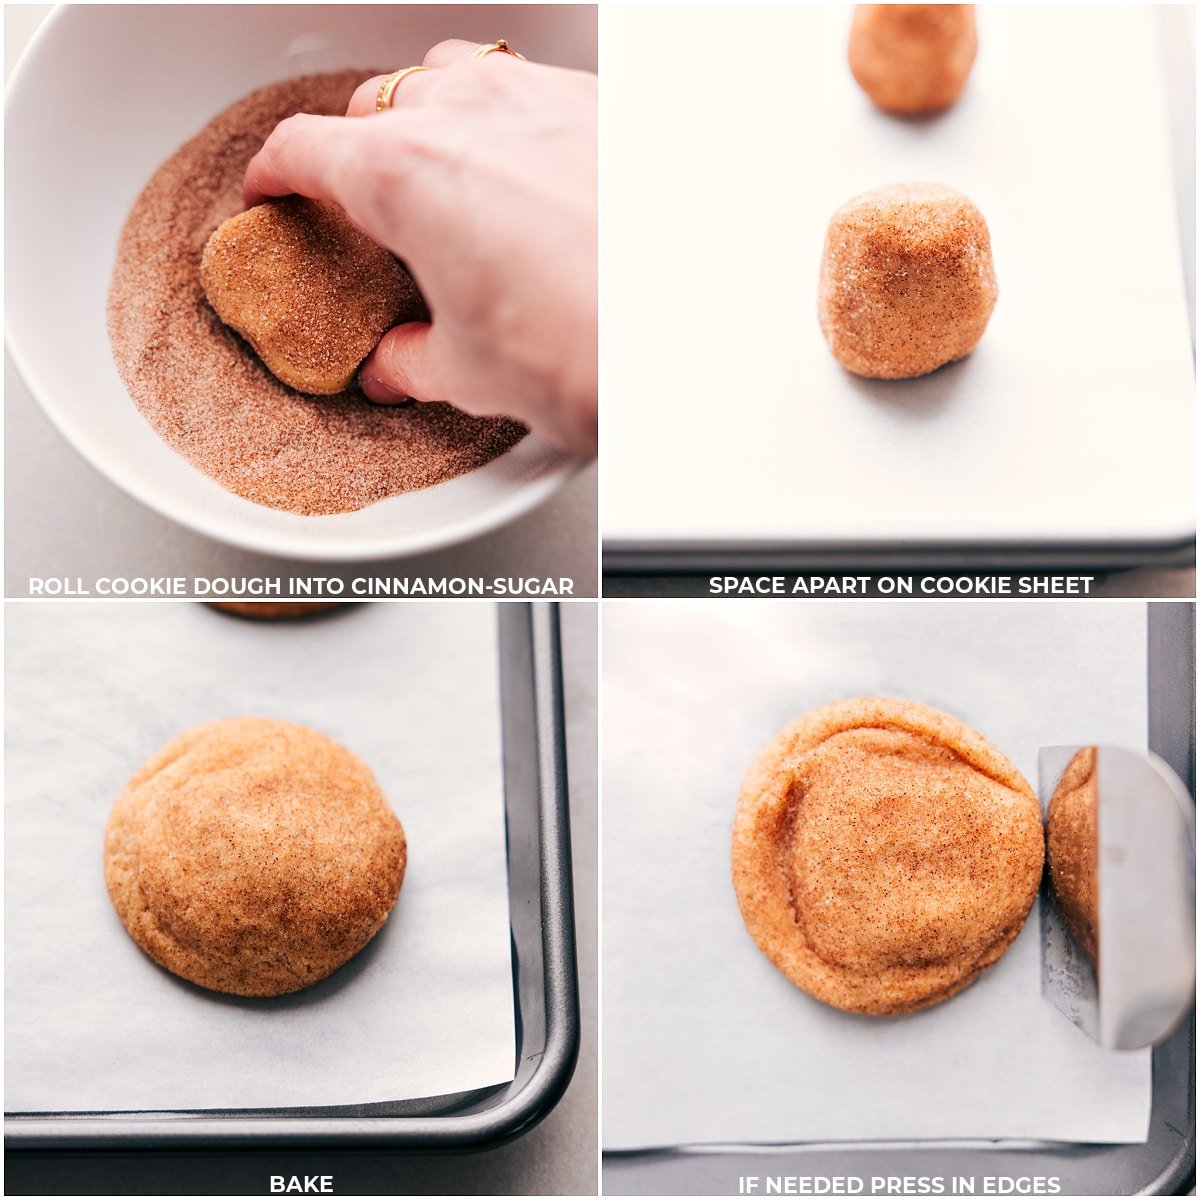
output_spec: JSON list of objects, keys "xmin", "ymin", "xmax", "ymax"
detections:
[{"xmin": 359, "ymin": 322, "xmax": 443, "ymax": 405}]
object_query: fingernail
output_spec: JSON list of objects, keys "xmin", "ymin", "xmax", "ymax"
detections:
[{"xmin": 360, "ymin": 374, "xmax": 413, "ymax": 405}]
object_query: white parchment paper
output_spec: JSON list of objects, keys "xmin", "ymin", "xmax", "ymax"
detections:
[
  {"xmin": 603, "ymin": 5, "xmax": 1195, "ymax": 548},
  {"xmin": 5, "ymin": 602, "xmax": 516, "ymax": 1112},
  {"xmin": 603, "ymin": 602, "xmax": 1152, "ymax": 1148}
]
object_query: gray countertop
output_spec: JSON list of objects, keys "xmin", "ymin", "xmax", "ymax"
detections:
[{"xmin": 4, "ymin": 353, "xmax": 599, "ymax": 598}]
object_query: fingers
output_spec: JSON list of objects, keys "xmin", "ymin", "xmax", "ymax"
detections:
[
  {"xmin": 421, "ymin": 39, "xmax": 483, "ymax": 68},
  {"xmin": 346, "ymin": 67, "xmax": 433, "ymax": 118},
  {"xmin": 359, "ymin": 322, "xmax": 445, "ymax": 404},
  {"xmin": 243, "ymin": 113, "xmax": 362, "ymax": 207},
  {"xmin": 344, "ymin": 40, "xmax": 520, "ymax": 117},
  {"xmin": 347, "ymin": 76, "xmax": 389, "ymax": 118}
]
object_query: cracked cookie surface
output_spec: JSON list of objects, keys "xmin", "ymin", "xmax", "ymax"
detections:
[{"xmin": 733, "ymin": 697, "xmax": 1043, "ymax": 1015}]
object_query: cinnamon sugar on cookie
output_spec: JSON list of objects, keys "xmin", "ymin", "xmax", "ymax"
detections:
[
  {"xmin": 201, "ymin": 198, "xmax": 427, "ymax": 395},
  {"xmin": 818, "ymin": 182, "xmax": 997, "ymax": 379},
  {"xmin": 104, "ymin": 717, "xmax": 407, "ymax": 997},
  {"xmin": 732, "ymin": 697, "xmax": 1043, "ymax": 1015}
]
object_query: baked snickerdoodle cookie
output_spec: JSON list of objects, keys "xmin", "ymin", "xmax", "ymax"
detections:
[
  {"xmin": 733, "ymin": 697, "xmax": 1043, "ymax": 1015},
  {"xmin": 105, "ymin": 717, "xmax": 407, "ymax": 997},
  {"xmin": 200, "ymin": 197, "xmax": 427, "ymax": 394},
  {"xmin": 1046, "ymin": 746, "xmax": 1098, "ymax": 962},
  {"xmin": 849, "ymin": 5, "xmax": 977, "ymax": 116},
  {"xmin": 818, "ymin": 182, "xmax": 997, "ymax": 379}
]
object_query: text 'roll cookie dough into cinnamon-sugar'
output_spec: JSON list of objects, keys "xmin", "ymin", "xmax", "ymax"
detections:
[
  {"xmin": 104, "ymin": 717, "xmax": 407, "ymax": 997},
  {"xmin": 732, "ymin": 697, "xmax": 1044, "ymax": 1015}
]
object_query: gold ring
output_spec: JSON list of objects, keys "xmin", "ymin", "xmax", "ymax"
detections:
[
  {"xmin": 375, "ymin": 66, "xmax": 430, "ymax": 112},
  {"xmin": 468, "ymin": 39, "xmax": 527, "ymax": 61}
]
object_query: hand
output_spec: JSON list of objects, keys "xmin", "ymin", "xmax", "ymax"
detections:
[{"xmin": 243, "ymin": 40, "xmax": 597, "ymax": 456}]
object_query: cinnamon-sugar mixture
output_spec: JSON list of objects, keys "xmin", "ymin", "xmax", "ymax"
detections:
[{"xmin": 107, "ymin": 71, "xmax": 525, "ymax": 516}]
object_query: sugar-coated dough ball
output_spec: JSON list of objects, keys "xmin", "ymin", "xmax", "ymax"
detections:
[
  {"xmin": 733, "ymin": 697, "xmax": 1044, "ymax": 1015},
  {"xmin": 105, "ymin": 717, "xmax": 407, "ymax": 996},
  {"xmin": 849, "ymin": 5, "xmax": 977, "ymax": 115},
  {"xmin": 818, "ymin": 182, "xmax": 998, "ymax": 379},
  {"xmin": 200, "ymin": 197, "xmax": 427, "ymax": 395}
]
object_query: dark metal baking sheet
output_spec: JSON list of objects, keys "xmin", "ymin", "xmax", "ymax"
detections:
[
  {"xmin": 5, "ymin": 601, "xmax": 579, "ymax": 1152},
  {"xmin": 603, "ymin": 602, "xmax": 1195, "ymax": 1196}
]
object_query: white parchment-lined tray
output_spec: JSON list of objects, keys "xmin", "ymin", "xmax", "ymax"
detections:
[
  {"xmin": 603, "ymin": 602, "xmax": 1152, "ymax": 1148},
  {"xmin": 5, "ymin": 602, "xmax": 516, "ymax": 1113},
  {"xmin": 602, "ymin": 5, "xmax": 1194, "ymax": 550}
]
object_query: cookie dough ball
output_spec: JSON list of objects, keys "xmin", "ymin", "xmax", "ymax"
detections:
[
  {"xmin": 105, "ymin": 717, "xmax": 407, "ymax": 996},
  {"xmin": 200, "ymin": 197, "xmax": 427, "ymax": 395},
  {"xmin": 732, "ymin": 697, "xmax": 1044, "ymax": 1015},
  {"xmin": 208, "ymin": 602, "xmax": 346, "ymax": 621},
  {"xmin": 1046, "ymin": 747, "xmax": 1099, "ymax": 962},
  {"xmin": 849, "ymin": 5, "xmax": 977, "ymax": 115},
  {"xmin": 818, "ymin": 182, "xmax": 998, "ymax": 379}
]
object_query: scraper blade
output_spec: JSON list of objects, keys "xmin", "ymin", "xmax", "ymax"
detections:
[{"xmin": 1038, "ymin": 745, "xmax": 1195, "ymax": 1050}]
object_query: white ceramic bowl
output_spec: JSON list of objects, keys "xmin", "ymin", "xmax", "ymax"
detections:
[{"xmin": 5, "ymin": 4, "xmax": 596, "ymax": 562}]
